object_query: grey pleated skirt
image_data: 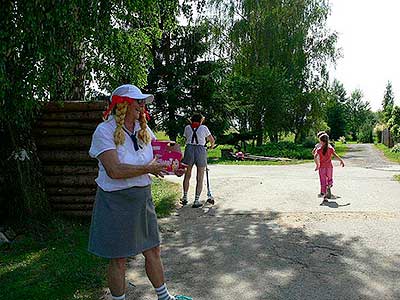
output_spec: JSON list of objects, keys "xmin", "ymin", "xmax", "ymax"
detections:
[{"xmin": 88, "ymin": 185, "xmax": 160, "ymax": 258}]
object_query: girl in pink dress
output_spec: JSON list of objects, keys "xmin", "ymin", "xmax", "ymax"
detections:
[{"xmin": 314, "ymin": 134, "xmax": 345, "ymax": 204}]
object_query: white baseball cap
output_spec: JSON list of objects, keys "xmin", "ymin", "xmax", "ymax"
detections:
[{"xmin": 111, "ymin": 84, "xmax": 154, "ymax": 104}]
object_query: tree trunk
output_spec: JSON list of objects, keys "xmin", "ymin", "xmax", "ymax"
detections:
[
  {"xmin": 256, "ymin": 133, "xmax": 263, "ymax": 146},
  {"xmin": 38, "ymin": 150, "xmax": 94, "ymax": 162},
  {"xmin": 294, "ymin": 128, "xmax": 306, "ymax": 144},
  {"xmin": 36, "ymin": 120, "xmax": 99, "ymax": 130},
  {"xmin": 268, "ymin": 131, "xmax": 279, "ymax": 143},
  {"xmin": 40, "ymin": 111, "xmax": 103, "ymax": 121},
  {"xmin": 48, "ymin": 195, "xmax": 95, "ymax": 203},
  {"xmin": 44, "ymin": 175, "xmax": 97, "ymax": 187},
  {"xmin": 42, "ymin": 165, "xmax": 97, "ymax": 175},
  {"xmin": 46, "ymin": 186, "xmax": 97, "ymax": 196},
  {"xmin": 43, "ymin": 101, "xmax": 107, "ymax": 112}
]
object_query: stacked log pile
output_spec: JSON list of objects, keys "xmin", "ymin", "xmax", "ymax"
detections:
[{"xmin": 34, "ymin": 101, "xmax": 107, "ymax": 217}]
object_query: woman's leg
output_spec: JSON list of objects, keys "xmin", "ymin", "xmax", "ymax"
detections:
[
  {"xmin": 108, "ymin": 258, "xmax": 127, "ymax": 297},
  {"xmin": 142, "ymin": 246, "xmax": 165, "ymax": 288},
  {"xmin": 182, "ymin": 165, "xmax": 193, "ymax": 203}
]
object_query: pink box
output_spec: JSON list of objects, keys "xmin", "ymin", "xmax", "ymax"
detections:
[{"xmin": 151, "ymin": 140, "xmax": 186, "ymax": 175}]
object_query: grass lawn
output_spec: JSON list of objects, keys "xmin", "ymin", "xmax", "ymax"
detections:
[
  {"xmin": 334, "ymin": 141, "xmax": 348, "ymax": 157},
  {"xmin": 0, "ymin": 178, "xmax": 180, "ymax": 300},
  {"xmin": 394, "ymin": 175, "xmax": 400, "ymax": 182},
  {"xmin": 374, "ymin": 143, "xmax": 400, "ymax": 163}
]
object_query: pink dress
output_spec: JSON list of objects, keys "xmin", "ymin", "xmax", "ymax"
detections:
[{"xmin": 316, "ymin": 145, "xmax": 334, "ymax": 194}]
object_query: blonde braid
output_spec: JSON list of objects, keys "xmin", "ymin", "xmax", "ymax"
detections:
[
  {"xmin": 138, "ymin": 110, "xmax": 151, "ymax": 144},
  {"xmin": 114, "ymin": 102, "xmax": 128, "ymax": 146}
]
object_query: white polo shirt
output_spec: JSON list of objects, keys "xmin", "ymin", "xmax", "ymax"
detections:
[
  {"xmin": 184, "ymin": 125, "xmax": 211, "ymax": 146},
  {"xmin": 89, "ymin": 116, "xmax": 156, "ymax": 191}
]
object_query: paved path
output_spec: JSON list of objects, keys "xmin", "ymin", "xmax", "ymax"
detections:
[{"xmin": 122, "ymin": 144, "xmax": 400, "ymax": 300}]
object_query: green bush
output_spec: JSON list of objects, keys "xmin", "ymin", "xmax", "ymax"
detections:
[
  {"xmin": 302, "ymin": 138, "xmax": 317, "ymax": 148},
  {"xmin": 391, "ymin": 143, "xmax": 400, "ymax": 153},
  {"xmin": 390, "ymin": 124, "xmax": 400, "ymax": 143},
  {"xmin": 247, "ymin": 142, "xmax": 313, "ymax": 159}
]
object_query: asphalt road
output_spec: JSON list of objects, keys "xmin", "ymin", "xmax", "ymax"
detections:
[{"xmin": 121, "ymin": 144, "xmax": 400, "ymax": 300}]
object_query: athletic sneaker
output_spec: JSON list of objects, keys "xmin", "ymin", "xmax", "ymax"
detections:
[
  {"xmin": 192, "ymin": 201, "xmax": 202, "ymax": 208},
  {"xmin": 175, "ymin": 295, "xmax": 193, "ymax": 300},
  {"xmin": 180, "ymin": 198, "xmax": 188, "ymax": 206}
]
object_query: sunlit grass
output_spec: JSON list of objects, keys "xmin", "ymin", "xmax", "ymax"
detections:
[
  {"xmin": 333, "ymin": 141, "xmax": 348, "ymax": 157},
  {"xmin": 375, "ymin": 143, "xmax": 400, "ymax": 163}
]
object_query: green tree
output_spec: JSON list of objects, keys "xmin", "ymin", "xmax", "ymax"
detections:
[
  {"xmin": 381, "ymin": 81, "xmax": 395, "ymax": 124},
  {"xmin": 326, "ymin": 80, "xmax": 347, "ymax": 140},
  {"xmin": 0, "ymin": 1, "xmax": 177, "ymax": 220},
  {"xmin": 346, "ymin": 89, "xmax": 375, "ymax": 142},
  {"xmin": 146, "ymin": 15, "xmax": 231, "ymax": 141},
  {"xmin": 208, "ymin": 0, "xmax": 338, "ymax": 144}
]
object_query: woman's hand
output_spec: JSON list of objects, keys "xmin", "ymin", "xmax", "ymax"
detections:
[
  {"xmin": 147, "ymin": 158, "xmax": 167, "ymax": 178},
  {"xmin": 174, "ymin": 165, "xmax": 187, "ymax": 177},
  {"xmin": 340, "ymin": 160, "xmax": 345, "ymax": 167}
]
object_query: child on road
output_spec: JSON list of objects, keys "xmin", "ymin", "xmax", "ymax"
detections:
[
  {"xmin": 314, "ymin": 133, "xmax": 344, "ymax": 204},
  {"xmin": 181, "ymin": 114, "xmax": 215, "ymax": 208}
]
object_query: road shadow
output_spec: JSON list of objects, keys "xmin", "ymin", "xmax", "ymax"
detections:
[
  {"xmin": 319, "ymin": 195, "xmax": 351, "ymax": 209},
  {"xmin": 320, "ymin": 200, "xmax": 351, "ymax": 208},
  {"xmin": 126, "ymin": 208, "xmax": 400, "ymax": 300}
]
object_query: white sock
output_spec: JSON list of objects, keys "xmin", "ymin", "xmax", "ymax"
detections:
[
  {"xmin": 111, "ymin": 293, "xmax": 125, "ymax": 300},
  {"xmin": 155, "ymin": 283, "xmax": 175, "ymax": 300}
]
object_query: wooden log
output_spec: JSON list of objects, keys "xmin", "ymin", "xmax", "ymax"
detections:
[
  {"xmin": 57, "ymin": 210, "xmax": 92, "ymax": 217},
  {"xmin": 33, "ymin": 128, "xmax": 94, "ymax": 136},
  {"xmin": 51, "ymin": 203, "xmax": 93, "ymax": 210},
  {"xmin": 43, "ymin": 101, "xmax": 107, "ymax": 113},
  {"xmin": 35, "ymin": 120, "xmax": 99, "ymax": 130},
  {"xmin": 38, "ymin": 150, "xmax": 94, "ymax": 162},
  {"xmin": 244, "ymin": 154, "xmax": 291, "ymax": 161},
  {"xmin": 36, "ymin": 136, "xmax": 93, "ymax": 149},
  {"xmin": 45, "ymin": 175, "xmax": 97, "ymax": 187},
  {"xmin": 43, "ymin": 165, "xmax": 98, "ymax": 175},
  {"xmin": 40, "ymin": 111, "xmax": 104, "ymax": 121},
  {"xmin": 48, "ymin": 195, "xmax": 94, "ymax": 203},
  {"xmin": 46, "ymin": 186, "xmax": 97, "ymax": 196}
]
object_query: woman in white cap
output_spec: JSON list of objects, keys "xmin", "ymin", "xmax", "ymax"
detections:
[{"xmin": 88, "ymin": 84, "xmax": 191, "ymax": 300}]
